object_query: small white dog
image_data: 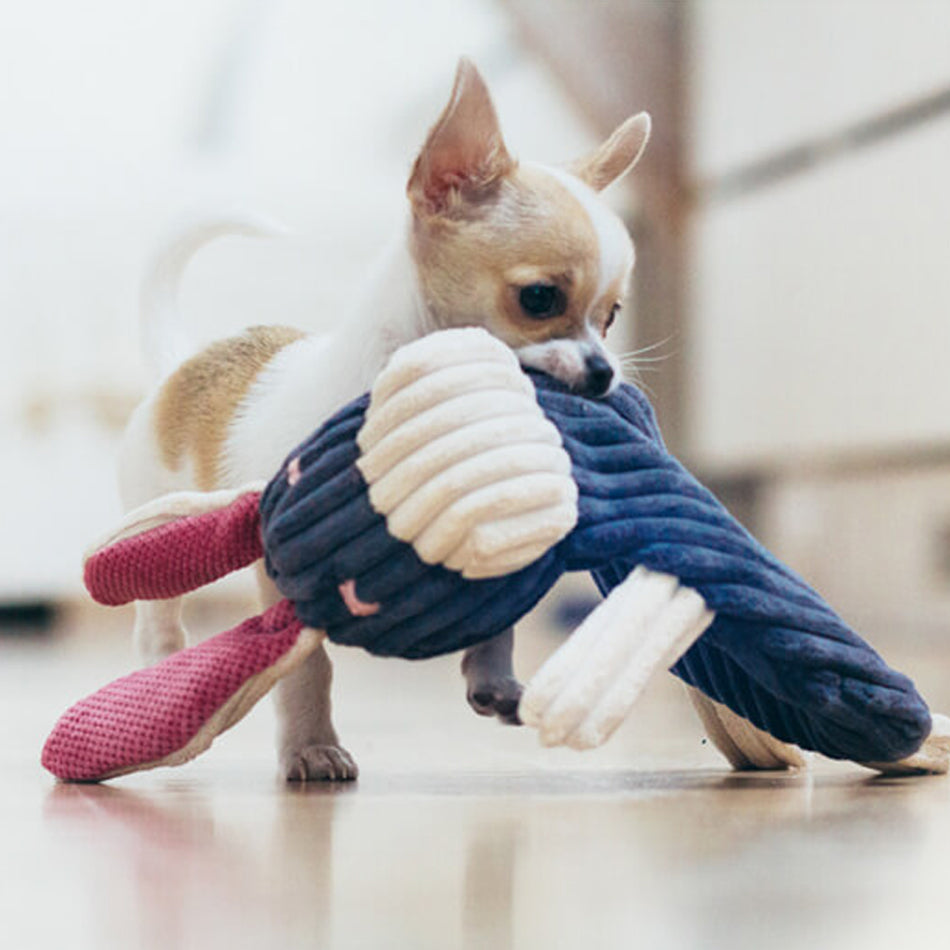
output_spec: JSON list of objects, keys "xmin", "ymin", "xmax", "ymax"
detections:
[{"xmin": 120, "ymin": 58, "xmax": 651, "ymax": 781}]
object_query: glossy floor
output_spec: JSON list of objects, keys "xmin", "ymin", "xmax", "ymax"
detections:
[{"xmin": 3, "ymin": 600, "xmax": 950, "ymax": 950}]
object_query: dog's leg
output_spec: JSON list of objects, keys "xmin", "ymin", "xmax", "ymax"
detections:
[
  {"xmin": 119, "ymin": 406, "xmax": 193, "ymax": 667},
  {"xmin": 253, "ymin": 564, "xmax": 358, "ymax": 782},
  {"xmin": 273, "ymin": 649, "xmax": 359, "ymax": 782},
  {"xmin": 132, "ymin": 598, "xmax": 187, "ymax": 666},
  {"xmin": 462, "ymin": 628, "xmax": 522, "ymax": 725}
]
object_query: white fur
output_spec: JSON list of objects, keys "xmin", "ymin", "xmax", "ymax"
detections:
[
  {"xmin": 140, "ymin": 213, "xmax": 289, "ymax": 380},
  {"xmin": 514, "ymin": 164, "xmax": 634, "ymax": 393},
  {"xmin": 516, "ymin": 335, "xmax": 614, "ymax": 392},
  {"xmin": 120, "ymin": 218, "xmax": 430, "ymax": 504},
  {"xmin": 119, "ymin": 394, "xmax": 198, "ymax": 508},
  {"xmin": 532, "ymin": 163, "xmax": 635, "ymax": 304},
  {"xmin": 121, "ymin": 182, "xmax": 636, "ymax": 770},
  {"xmin": 224, "ymin": 224, "xmax": 428, "ymax": 486},
  {"xmin": 121, "ymin": 83, "xmax": 648, "ymax": 777},
  {"xmin": 117, "ymin": 219, "xmax": 426, "ymax": 691}
]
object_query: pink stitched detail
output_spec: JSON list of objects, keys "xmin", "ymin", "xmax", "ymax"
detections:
[
  {"xmin": 287, "ymin": 457, "xmax": 302, "ymax": 486},
  {"xmin": 338, "ymin": 579, "xmax": 380, "ymax": 617}
]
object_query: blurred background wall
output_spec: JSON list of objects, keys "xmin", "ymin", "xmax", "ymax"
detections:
[
  {"xmin": 3, "ymin": 0, "xmax": 950, "ymax": 649},
  {"xmin": 0, "ymin": 0, "xmax": 604, "ymax": 600},
  {"xmin": 683, "ymin": 0, "xmax": 950, "ymax": 644}
]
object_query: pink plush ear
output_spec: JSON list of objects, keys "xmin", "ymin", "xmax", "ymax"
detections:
[
  {"xmin": 84, "ymin": 489, "xmax": 264, "ymax": 605},
  {"xmin": 42, "ymin": 600, "xmax": 322, "ymax": 782}
]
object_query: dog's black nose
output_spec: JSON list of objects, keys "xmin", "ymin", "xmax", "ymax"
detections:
[{"xmin": 581, "ymin": 353, "xmax": 614, "ymax": 397}]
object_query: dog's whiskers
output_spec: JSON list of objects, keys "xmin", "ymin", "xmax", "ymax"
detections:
[
  {"xmin": 614, "ymin": 336, "xmax": 674, "ymax": 361},
  {"xmin": 613, "ymin": 336, "xmax": 676, "ymax": 396},
  {"xmin": 619, "ymin": 354, "xmax": 668, "ymax": 365}
]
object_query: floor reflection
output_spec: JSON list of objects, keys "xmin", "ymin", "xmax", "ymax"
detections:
[
  {"xmin": 44, "ymin": 782, "xmax": 341, "ymax": 949},
  {"xmin": 9, "ymin": 613, "xmax": 950, "ymax": 949},
  {"xmin": 462, "ymin": 813, "xmax": 519, "ymax": 950}
]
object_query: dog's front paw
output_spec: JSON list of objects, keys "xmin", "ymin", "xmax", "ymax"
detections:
[
  {"xmin": 281, "ymin": 744, "xmax": 359, "ymax": 782},
  {"xmin": 467, "ymin": 675, "xmax": 523, "ymax": 725}
]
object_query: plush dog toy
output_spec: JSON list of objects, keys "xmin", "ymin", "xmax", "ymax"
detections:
[{"xmin": 42, "ymin": 330, "xmax": 949, "ymax": 781}]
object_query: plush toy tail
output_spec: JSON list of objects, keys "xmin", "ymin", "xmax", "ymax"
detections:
[
  {"xmin": 84, "ymin": 486, "xmax": 265, "ymax": 605},
  {"xmin": 42, "ymin": 600, "xmax": 322, "ymax": 782}
]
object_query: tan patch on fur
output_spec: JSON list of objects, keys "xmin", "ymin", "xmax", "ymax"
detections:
[
  {"xmin": 154, "ymin": 325, "xmax": 305, "ymax": 490},
  {"xmin": 595, "ymin": 274, "xmax": 630, "ymax": 337},
  {"xmin": 411, "ymin": 165, "xmax": 629, "ymax": 345}
]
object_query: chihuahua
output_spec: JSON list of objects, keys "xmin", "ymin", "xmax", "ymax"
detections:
[{"xmin": 119, "ymin": 58, "xmax": 650, "ymax": 781}]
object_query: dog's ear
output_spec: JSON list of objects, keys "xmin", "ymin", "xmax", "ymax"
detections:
[
  {"xmin": 408, "ymin": 58, "xmax": 516, "ymax": 215},
  {"xmin": 570, "ymin": 112, "xmax": 651, "ymax": 192}
]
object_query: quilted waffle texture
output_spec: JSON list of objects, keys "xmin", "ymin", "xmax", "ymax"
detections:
[
  {"xmin": 261, "ymin": 371, "xmax": 930, "ymax": 764},
  {"xmin": 84, "ymin": 490, "xmax": 263, "ymax": 605},
  {"xmin": 43, "ymin": 600, "xmax": 304, "ymax": 781}
]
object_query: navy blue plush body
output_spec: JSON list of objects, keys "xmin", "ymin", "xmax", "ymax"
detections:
[{"xmin": 261, "ymin": 374, "xmax": 931, "ymax": 763}]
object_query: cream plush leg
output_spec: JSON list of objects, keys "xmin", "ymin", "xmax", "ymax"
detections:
[
  {"xmin": 863, "ymin": 713, "xmax": 950, "ymax": 775},
  {"xmin": 520, "ymin": 567, "xmax": 714, "ymax": 749},
  {"xmin": 687, "ymin": 687, "xmax": 950, "ymax": 774},
  {"xmin": 686, "ymin": 687, "xmax": 807, "ymax": 770}
]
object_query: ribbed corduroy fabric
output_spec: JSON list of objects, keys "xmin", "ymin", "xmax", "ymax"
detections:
[{"xmin": 261, "ymin": 373, "xmax": 931, "ymax": 764}]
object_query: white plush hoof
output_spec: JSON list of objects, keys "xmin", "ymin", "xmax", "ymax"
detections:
[{"xmin": 520, "ymin": 566, "xmax": 714, "ymax": 749}]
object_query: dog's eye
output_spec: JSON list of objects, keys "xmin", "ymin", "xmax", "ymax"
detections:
[
  {"xmin": 519, "ymin": 283, "xmax": 566, "ymax": 319},
  {"xmin": 604, "ymin": 303, "xmax": 621, "ymax": 333}
]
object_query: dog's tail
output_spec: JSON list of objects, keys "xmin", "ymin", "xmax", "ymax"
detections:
[{"xmin": 140, "ymin": 213, "xmax": 289, "ymax": 379}]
